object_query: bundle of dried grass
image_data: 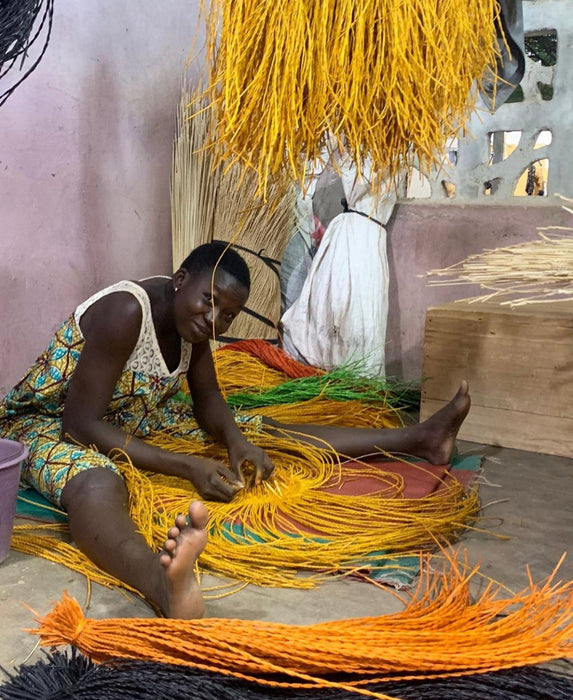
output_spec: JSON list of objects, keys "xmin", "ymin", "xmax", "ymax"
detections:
[
  {"xmin": 425, "ymin": 195, "xmax": 573, "ymax": 306},
  {"xmin": 200, "ymin": 0, "xmax": 503, "ymax": 195},
  {"xmin": 171, "ymin": 86, "xmax": 295, "ymax": 342},
  {"xmin": 171, "ymin": 89, "xmax": 218, "ymax": 267},
  {"xmin": 211, "ymin": 165, "xmax": 296, "ymax": 342},
  {"xmin": 34, "ymin": 555, "xmax": 573, "ymax": 690}
]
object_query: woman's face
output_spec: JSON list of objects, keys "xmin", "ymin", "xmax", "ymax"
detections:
[{"xmin": 173, "ymin": 267, "xmax": 249, "ymax": 343}]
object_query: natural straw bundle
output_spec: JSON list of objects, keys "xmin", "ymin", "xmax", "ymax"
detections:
[
  {"xmin": 171, "ymin": 87, "xmax": 295, "ymax": 341},
  {"xmin": 34, "ymin": 555, "xmax": 573, "ymax": 695},
  {"xmin": 425, "ymin": 195, "xmax": 573, "ymax": 306},
  {"xmin": 200, "ymin": 0, "xmax": 502, "ymax": 194},
  {"xmin": 171, "ymin": 89, "xmax": 217, "ymax": 267},
  {"xmin": 211, "ymin": 166, "xmax": 296, "ymax": 342}
]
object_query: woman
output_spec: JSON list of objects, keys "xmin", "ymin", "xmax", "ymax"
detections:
[{"xmin": 0, "ymin": 242, "xmax": 470, "ymax": 618}]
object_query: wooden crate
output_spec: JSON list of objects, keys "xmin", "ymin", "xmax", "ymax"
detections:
[{"xmin": 420, "ymin": 300, "xmax": 573, "ymax": 458}]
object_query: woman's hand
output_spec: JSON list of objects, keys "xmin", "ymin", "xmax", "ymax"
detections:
[
  {"xmin": 186, "ymin": 456, "xmax": 245, "ymax": 502},
  {"xmin": 227, "ymin": 438, "xmax": 275, "ymax": 488}
]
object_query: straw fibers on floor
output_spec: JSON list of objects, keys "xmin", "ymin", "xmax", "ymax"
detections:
[
  {"xmin": 9, "ymin": 345, "xmax": 481, "ymax": 597},
  {"xmin": 15, "ymin": 552, "xmax": 573, "ymax": 699}
]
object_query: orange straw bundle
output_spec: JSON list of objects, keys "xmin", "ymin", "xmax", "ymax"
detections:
[
  {"xmin": 34, "ymin": 553, "xmax": 573, "ymax": 697},
  {"xmin": 216, "ymin": 340, "xmax": 322, "ymax": 379}
]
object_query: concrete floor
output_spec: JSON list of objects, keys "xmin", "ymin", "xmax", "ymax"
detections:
[{"xmin": 0, "ymin": 440, "xmax": 571, "ymax": 670}]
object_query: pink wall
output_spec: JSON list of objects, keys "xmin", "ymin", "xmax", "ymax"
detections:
[{"xmin": 1, "ymin": 1, "xmax": 203, "ymax": 394}]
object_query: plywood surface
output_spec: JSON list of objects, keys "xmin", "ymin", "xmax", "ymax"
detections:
[{"xmin": 420, "ymin": 300, "xmax": 573, "ymax": 457}]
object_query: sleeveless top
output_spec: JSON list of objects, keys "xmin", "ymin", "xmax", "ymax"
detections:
[
  {"xmin": 0, "ymin": 280, "xmax": 193, "ymax": 437},
  {"xmin": 74, "ymin": 279, "xmax": 192, "ymax": 378}
]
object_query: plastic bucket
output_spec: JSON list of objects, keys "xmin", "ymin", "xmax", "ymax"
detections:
[{"xmin": 0, "ymin": 438, "xmax": 28, "ymax": 564}]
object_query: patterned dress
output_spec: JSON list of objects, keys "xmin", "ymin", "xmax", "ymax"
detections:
[{"xmin": 0, "ymin": 280, "xmax": 251, "ymax": 506}]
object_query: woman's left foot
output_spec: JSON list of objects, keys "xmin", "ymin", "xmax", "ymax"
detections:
[{"xmin": 415, "ymin": 381, "xmax": 471, "ymax": 465}]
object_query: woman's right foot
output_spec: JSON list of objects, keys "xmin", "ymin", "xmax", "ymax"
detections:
[
  {"xmin": 157, "ymin": 500, "xmax": 209, "ymax": 619},
  {"xmin": 415, "ymin": 381, "xmax": 471, "ymax": 465}
]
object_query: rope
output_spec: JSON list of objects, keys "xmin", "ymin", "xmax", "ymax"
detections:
[{"xmin": 0, "ymin": 0, "xmax": 55, "ymax": 106}]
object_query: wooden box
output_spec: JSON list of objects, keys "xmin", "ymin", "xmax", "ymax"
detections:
[{"xmin": 420, "ymin": 300, "xmax": 573, "ymax": 458}]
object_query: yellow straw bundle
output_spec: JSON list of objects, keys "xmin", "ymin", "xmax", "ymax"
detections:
[
  {"xmin": 35, "ymin": 554, "xmax": 573, "ymax": 693},
  {"xmin": 253, "ymin": 398, "xmax": 401, "ymax": 429},
  {"xmin": 201, "ymin": 0, "xmax": 502, "ymax": 194},
  {"xmin": 13, "ymin": 428, "xmax": 480, "ymax": 592}
]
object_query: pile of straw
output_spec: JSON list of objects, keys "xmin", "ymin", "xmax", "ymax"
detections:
[
  {"xmin": 4, "ymin": 650, "xmax": 573, "ymax": 700},
  {"xmin": 425, "ymin": 195, "xmax": 573, "ymax": 306},
  {"xmin": 171, "ymin": 88, "xmax": 295, "ymax": 342},
  {"xmin": 200, "ymin": 0, "xmax": 502, "ymax": 194},
  {"xmin": 32, "ymin": 554, "xmax": 573, "ymax": 696},
  {"xmin": 9, "ymin": 348, "xmax": 467, "ymax": 594}
]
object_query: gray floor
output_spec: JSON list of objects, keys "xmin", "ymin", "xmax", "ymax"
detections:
[{"xmin": 0, "ymin": 440, "xmax": 571, "ymax": 670}]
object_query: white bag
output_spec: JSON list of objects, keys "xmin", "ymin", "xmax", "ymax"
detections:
[{"xmin": 281, "ymin": 158, "xmax": 397, "ymax": 377}]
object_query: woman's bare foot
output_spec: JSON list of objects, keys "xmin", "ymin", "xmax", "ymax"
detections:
[
  {"xmin": 415, "ymin": 381, "xmax": 471, "ymax": 465},
  {"xmin": 157, "ymin": 500, "xmax": 209, "ymax": 619}
]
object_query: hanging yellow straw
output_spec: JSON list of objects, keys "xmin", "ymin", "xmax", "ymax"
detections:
[{"xmin": 199, "ymin": 0, "xmax": 502, "ymax": 195}]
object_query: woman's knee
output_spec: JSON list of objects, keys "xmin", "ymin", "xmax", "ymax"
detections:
[{"xmin": 61, "ymin": 467, "xmax": 127, "ymax": 511}]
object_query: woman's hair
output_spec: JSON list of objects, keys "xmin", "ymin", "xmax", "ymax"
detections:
[{"xmin": 180, "ymin": 241, "xmax": 250, "ymax": 291}]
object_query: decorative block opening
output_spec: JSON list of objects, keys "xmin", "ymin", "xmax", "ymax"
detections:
[{"xmin": 514, "ymin": 159, "xmax": 549, "ymax": 197}]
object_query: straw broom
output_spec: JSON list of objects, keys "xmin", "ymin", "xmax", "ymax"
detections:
[
  {"xmin": 425, "ymin": 195, "xmax": 573, "ymax": 306},
  {"xmin": 171, "ymin": 85, "xmax": 295, "ymax": 342}
]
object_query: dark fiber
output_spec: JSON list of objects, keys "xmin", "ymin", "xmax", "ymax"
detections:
[{"xmin": 1, "ymin": 650, "xmax": 572, "ymax": 699}]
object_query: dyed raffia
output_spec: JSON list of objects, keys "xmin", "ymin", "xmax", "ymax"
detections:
[
  {"xmin": 135, "ymin": 437, "xmax": 479, "ymax": 587},
  {"xmin": 11, "ymin": 432, "xmax": 479, "ymax": 592},
  {"xmin": 217, "ymin": 339, "xmax": 322, "ymax": 378},
  {"xmin": 200, "ymin": 0, "xmax": 502, "ymax": 194},
  {"xmin": 3, "ymin": 651, "xmax": 573, "ymax": 700},
  {"xmin": 212, "ymin": 346, "xmax": 420, "ymax": 411},
  {"xmin": 34, "ymin": 556, "xmax": 573, "ymax": 695},
  {"xmin": 9, "ymin": 348, "xmax": 461, "ymax": 594}
]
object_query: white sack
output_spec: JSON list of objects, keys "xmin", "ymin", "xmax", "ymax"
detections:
[{"xmin": 281, "ymin": 159, "xmax": 397, "ymax": 377}]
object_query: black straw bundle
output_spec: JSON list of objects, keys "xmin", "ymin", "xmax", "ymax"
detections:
[
  {"xmin": 0, "ymin": 0, "xmax": 54, "ymax": 106},
  {"xmin": 2, "ymin": 650, "xmax": 572, "ymax": 700}
]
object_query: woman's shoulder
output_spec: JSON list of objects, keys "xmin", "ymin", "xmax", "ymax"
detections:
[
  {"xmin": 75, "ymin": 281, "xmax": 146, "ymax": 342},
  {"xmin": 75, "ymin": 280, "xmax": 150, "ymax": 317}
]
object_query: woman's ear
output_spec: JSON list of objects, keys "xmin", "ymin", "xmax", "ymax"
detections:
[{"xmin": 172, "ymin": 268, "xmax": 187, "ymax": 291}]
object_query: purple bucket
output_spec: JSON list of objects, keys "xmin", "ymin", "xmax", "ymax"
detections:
[{"xmin": 0, "ymin": 438, "xmax": 27, "ymax": 564}]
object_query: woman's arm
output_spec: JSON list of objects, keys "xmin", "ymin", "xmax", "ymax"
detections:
[
  {"xmin": 187, "ymin": 341, "xmax": 275, "ymax": 486},
  {"xmin": 62, "ymin": 293, "xmax": 241, "ymax": 501}
]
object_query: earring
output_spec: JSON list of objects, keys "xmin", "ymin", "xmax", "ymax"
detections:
[{"xmin": 174, "ymin": 286, "xmax": 179, "ymax": 293}]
